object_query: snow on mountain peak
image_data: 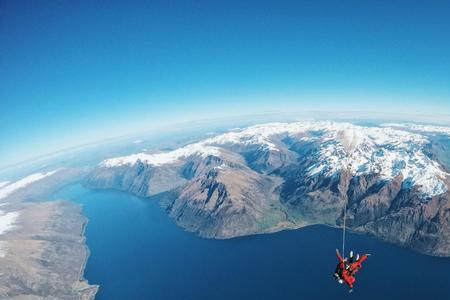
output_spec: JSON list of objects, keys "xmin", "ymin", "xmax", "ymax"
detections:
[
  {"xmin": 303, "ymin": 123, "xmax": 447, "ymax": 197},
  {"xmin": 100, "ymin": 143, "xmax": 222, "ymax": 167},
  {"xmin": 99, "ymin": 121, "xmax": 449, "ymax": 197}
]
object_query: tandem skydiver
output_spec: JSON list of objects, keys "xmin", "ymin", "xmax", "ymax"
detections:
[{"xmin": 333, "ymin": 249, "xmax": 370, "ymax": 292}]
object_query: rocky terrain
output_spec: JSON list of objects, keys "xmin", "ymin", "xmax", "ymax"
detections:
[
  {"xmin": 0, "ymin": 170, "xmax": 98, "ymax": 299},
  {"xmin": 86, "ymin": 121, "xmax": 450, "ymax": 256}
]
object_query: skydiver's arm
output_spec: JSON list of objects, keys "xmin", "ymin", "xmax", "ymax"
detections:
[
  {"xmin": 358, "ymin": 254, "xmax": 369, "ymax": 264},
  {"xmin": 336, "ymin": 249, "xmax": 344, "ymax": 262},
  {"xmin": 350, "ymin": 254, "xmax": 369, "ymax": 271}
]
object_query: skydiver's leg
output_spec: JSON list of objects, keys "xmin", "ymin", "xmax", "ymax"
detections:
[
  {"xmin": 334, "ymin": 263, "xmax": 341, "ymax": 275},
  {"xmin": 342, "ymin": 272, "xmax": 355, "ymax": 289},
  {"xmin": 333, "ymin": 265, "xmax": 341, "ymax": 280}
]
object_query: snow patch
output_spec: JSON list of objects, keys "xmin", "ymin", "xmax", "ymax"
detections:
[
  {"xmin": 0, "ymin": 211, "xmax": 19, "ymax": 235},
  {"xmin": 0, "ymin": 181, "xmax": 10, "ymax": 189},
  {"xmin": 215, "ymin": 163, "xmax": 228, "ymax": 170},
  {"xmin": 0, "ymin": 170, "xmax": 58, "ymax": 200},
  {"xmin": 0, "ymin": 210, "xmax": 20, "ymax": 257}
]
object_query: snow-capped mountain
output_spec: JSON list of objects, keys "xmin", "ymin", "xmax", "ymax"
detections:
[
  {"xmin": 99, "ymin": 122, "xmax": 448, "ymax": 197},
  {"xmin": 87, "ymin": 121, "xmax": 450, "ymax": 256}
]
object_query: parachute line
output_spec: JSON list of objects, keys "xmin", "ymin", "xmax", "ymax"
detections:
[{"xmin": 342, "ymin": 199, "xmax": 347, "ymax": 256}]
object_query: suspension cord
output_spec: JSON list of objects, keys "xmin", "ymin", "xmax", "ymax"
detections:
[{"xmin": 342, "ymin": 199, "xmax": 347, "ymax": 256}]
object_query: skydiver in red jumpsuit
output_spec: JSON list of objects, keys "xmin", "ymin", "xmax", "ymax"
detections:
[{"xmin": 334, "ymin": 249, "xmax": 370, "ymax": 292}]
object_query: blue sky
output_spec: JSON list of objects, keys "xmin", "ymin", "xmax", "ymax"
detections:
[{"xmin": 1, "ymin": 0, "xmax": 450, "ymax": 168}]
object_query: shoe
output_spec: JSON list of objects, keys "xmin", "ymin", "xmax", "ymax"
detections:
[
  {"xmin": 349, "ymin": 289, "xmax": 353, "ymax": 293},
  {"xmin": 338, "ymin": 279, "xmax": 343, "ymax": 284}
]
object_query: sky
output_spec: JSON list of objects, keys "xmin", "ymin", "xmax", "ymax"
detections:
[{"xmin": 1, "ymin": 0, "xmax": 450, "ymax": 168}]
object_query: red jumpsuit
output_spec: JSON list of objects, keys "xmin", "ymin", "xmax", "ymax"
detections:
[
  {"xmin": 336, "ymin": 251, "xmax": 356, "ymax": 288},
  {"xmin": 349, "ymin": 254, "xmax": 368, "ymax": 275}
]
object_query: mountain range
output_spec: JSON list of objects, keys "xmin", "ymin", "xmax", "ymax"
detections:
[{"xmin": 85, "ymin": 121, "xmax": 450, "ymax": 256}]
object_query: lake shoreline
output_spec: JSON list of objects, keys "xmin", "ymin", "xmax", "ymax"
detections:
[
  {"xmin": 77, "ymin": 211, "xmax": 99, "ymax": 300},
  {"xmin": 60, "ymin": 184, "xmax": 450, "ymax": 300},
  {"xmin": 0, "ymin": 200, "xmax": 99, "ymax": 298}
]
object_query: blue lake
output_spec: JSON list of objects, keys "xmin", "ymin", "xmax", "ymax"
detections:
[{"xmin": 53, "ymin": 184, "xmax": 450, "ymax": 300}]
